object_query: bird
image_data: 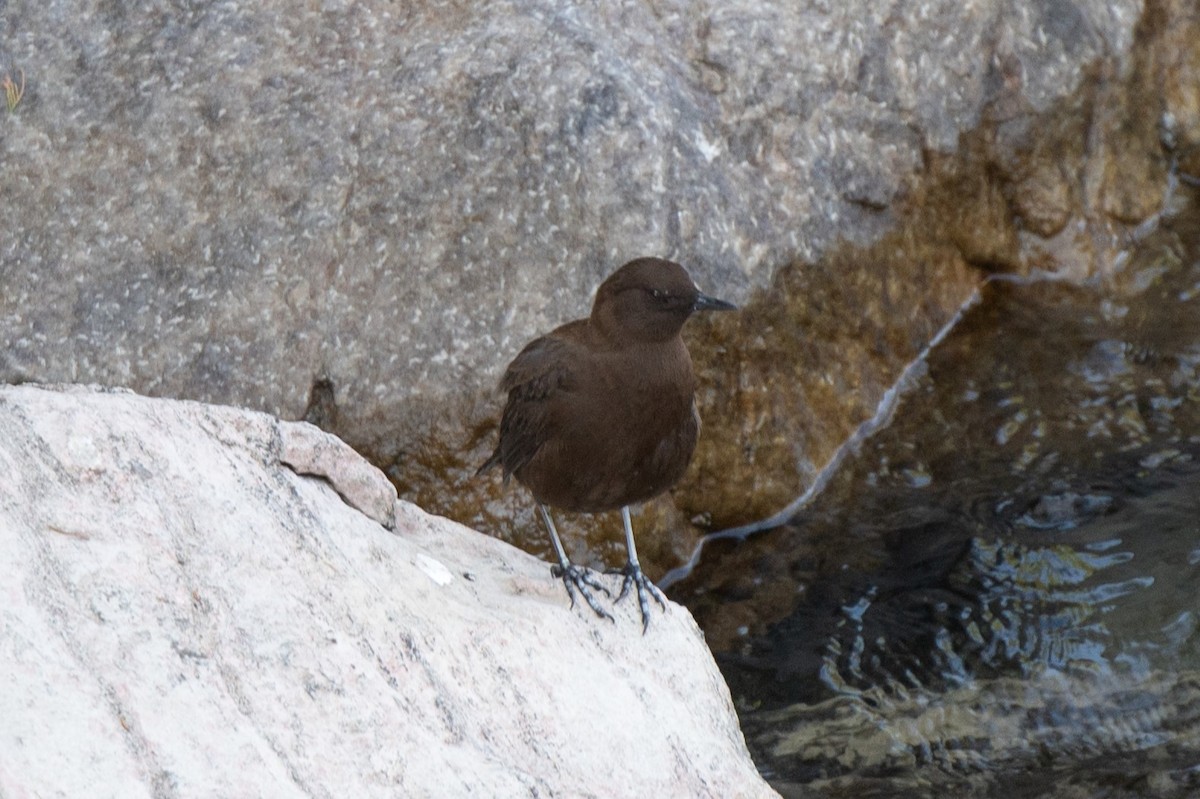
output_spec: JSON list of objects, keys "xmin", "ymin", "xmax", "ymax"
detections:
[{"xmin": 477, "ymin": 257, "xmax": 736, "ymax": 631}]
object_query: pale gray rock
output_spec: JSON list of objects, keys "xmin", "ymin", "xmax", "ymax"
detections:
[
  {"xmin": 279, "ymin": 419, "xmax": 398, "ymax": 528},
  {"xmin": 0, "ymin": 0, "xmax": 1143, "ymax": 467},
  {"xmin": 0, "ymin": 384, "xmax": 775, "ymax": 798}
]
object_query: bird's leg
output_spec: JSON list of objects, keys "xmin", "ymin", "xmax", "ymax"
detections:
[
  {"xmin": 537, "ymin": 504, "xmax": 613, "ymax": 621},
  {"xmin": 610, "ymin": 505, "xmax": 668, "ymax": 633}
]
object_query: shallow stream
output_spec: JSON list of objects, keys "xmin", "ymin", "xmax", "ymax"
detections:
[{"xmin": 673, "ymin": 196, "xmax": 1200, "ymax": 798}]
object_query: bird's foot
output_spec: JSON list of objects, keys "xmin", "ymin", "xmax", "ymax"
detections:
[
  {"xmin": 551, "ymin": 562, "xmax": 614, "ymax": 621},
  {"xmin": 609, "ymin": 562, "xmax": 667, "ymax": 633}
]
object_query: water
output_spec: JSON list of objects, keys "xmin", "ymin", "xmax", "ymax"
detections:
[{"xmin": 672, "ymin": 198, "xmax": 1200, "ymax": 797}]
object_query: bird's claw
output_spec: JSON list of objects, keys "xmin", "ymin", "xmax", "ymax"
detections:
[
  {"xmin": 552, "ymin": 562, "xmax": 614, "ymax": 621},
  {"xmin": 609, "ymin": 562, "xmax": 667, "ymax": 633}
]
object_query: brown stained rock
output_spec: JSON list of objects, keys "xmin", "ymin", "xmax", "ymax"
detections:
[
  {"xmin": 1156, "ymin": 0, "xmax": 1200, "ymax": 180},
  {"xmin": 682, "ymin": 243, "xmax": 980, "ymax": 532},
  {"xmin": 1001, "ymin": 122, "xmax": 1084, "ymax": 241},
  {"xmin": 1096, "ymin": 16, "xmax": 1171, "ymax": 226}
]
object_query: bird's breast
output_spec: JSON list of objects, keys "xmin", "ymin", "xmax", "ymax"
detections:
[{"xmin": 527, "ymin": 342, "xmax": 698, "ymax": 512}]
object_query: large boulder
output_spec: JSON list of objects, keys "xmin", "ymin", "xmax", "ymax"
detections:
[
  {"xmin": 3, "ymin": 0, "xmax": 1196, "ymax": 574},
  {"xmin": 0, "ymin": 384, "xmax": 775, "ymax": 798}
]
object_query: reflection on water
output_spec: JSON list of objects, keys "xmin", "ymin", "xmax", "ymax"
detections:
[{"xmin": 673, "ymin": 199, "xmax": 1200, "ymax": 797}]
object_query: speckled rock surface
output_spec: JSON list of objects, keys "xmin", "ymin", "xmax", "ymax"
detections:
[
  {"xmin": 2, "ymin": 0, "xmax": 1194, "ymax": 575},
  {"xmin": 0, "ymin": 384, "xmax": 776, "ymax": 799}
]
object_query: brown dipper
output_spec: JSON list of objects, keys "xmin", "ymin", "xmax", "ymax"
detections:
[{"xmin": 478, "ymin": 257, "xmax": 736, "ymax": 631}]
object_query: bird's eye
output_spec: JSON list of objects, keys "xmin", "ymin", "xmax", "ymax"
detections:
[{"xmin": 649, "ymin": 288, "xmax": 667, "ymax": 302}]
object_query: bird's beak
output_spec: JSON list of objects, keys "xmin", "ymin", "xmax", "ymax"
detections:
[{"xmin": 692, "ymin": 293, "xmax": 737, "ymax": 312}]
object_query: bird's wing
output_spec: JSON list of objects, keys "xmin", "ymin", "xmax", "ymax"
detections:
[{"xmin": 489, "ymin": 334, "xmax": 579, "ymax": 477}]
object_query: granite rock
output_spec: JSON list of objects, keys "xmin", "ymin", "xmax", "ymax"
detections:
[
  {"xmin": 3, "ymin": 0, "xmax": 1195, "ymax": 574},
  {"xmin": 0, "ymin": 384, "xmax": 775, "ymax": 798}
]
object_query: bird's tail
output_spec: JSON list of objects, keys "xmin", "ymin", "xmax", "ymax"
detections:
[{"xmin": 474, "ymin": 450, "xmax": 503, "ymax": 479}]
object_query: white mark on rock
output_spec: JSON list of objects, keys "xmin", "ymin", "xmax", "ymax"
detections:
[{"xmin": 416, "ymin": 553, "xmax": 453, "ymax": 586}]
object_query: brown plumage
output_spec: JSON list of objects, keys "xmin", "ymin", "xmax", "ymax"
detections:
[{"xmin": 478, "ymin": 257, "xmax": 735, "ymax": 630}]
